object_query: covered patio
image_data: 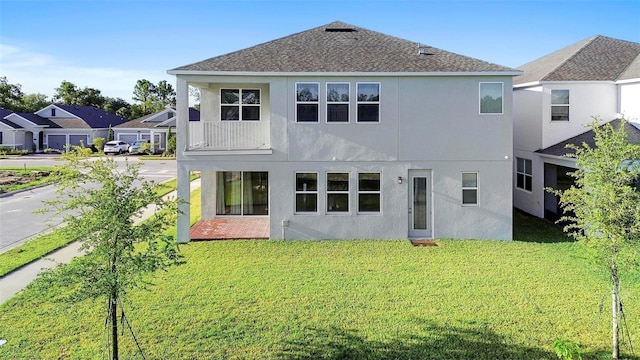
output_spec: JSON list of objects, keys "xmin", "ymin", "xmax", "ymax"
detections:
[{"xmin": 190, "ymin": 217, "xmax": 270, "ymax": 241}]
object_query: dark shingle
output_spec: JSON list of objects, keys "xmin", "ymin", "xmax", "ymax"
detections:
[
  {"xmin": 536, "ymin": 118, "xmax": 640, "ymax": 157},
  {"xmin": 0, "ymin": 118, "xmax": 22, "ymax": 129},
  {"xmin": 515, "ymin": 36, "xmax": 640, "ymax": 85},
  {"xmin": 56, "ymin": 105, "xmax": 128, "ymax": 128},
  {"xmin": 16, "ymin": 113, "xmax": 60, "ymax": 128},
  {"xmin": 171, "ymin": 21, "xmax": 516, "ymax": 73}
]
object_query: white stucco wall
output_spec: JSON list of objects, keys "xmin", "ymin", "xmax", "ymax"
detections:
[
  {"xmin": 176, "ymin": 73, "xmax": 514, "ymax": 241},
  {"xmin": 619, "ymin": 81, "xmax": 640, "ymax": 121}
]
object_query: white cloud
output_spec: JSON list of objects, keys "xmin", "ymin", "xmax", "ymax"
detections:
[{"xmin": 0, "ymin": 44, "xmax": 174, "ymax": 103}]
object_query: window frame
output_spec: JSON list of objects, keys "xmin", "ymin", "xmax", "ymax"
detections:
[
  {"xmin": 356, "ymin": 82, "xmax": 380, "ymax": 123},
  {"xmin": 295, "ymin": 172, "xmax": 319, "ymax": 214},
  {"xmin": 295, "ymin": 82, "xmax": 320, "ymax": 123},
  {"xmin": 461, "ymin": 172, "xmax": 479, "ymax": 206},
  {"xmin": 357, "ymin": 172, "xmax": 382, "ymax": 214},
  {"xmin": 220, "ymin": 88, "xmax": 261, "ymax": 121},
  {"xmin": 516, "ymin": 157, "xmax": 533, "ymax": 192},
  {"xmin": 326, "ymin": 82, "xmax": 350, "ymax": 123},
  {"xmin": 551, "ymin": 89, "xmax": 570, "ymax": 122},
  {"xmin": 326, "ymin": 172, "xmax": 350, "ymax": 214},
  {"xmin": 479, "ymin": 82, "xmax": 504, "ymax": 115}
]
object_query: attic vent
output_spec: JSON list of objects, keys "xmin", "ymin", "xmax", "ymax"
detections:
[
  {"xmin": 325, "ymin": 27, "xmax": 357, "ymax": 32},
  {"xmin": 417, "ymin": 43, "xmax": 435, "ymax": 56}
]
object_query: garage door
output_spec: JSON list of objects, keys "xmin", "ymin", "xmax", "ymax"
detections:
[
  {"xmin": 47, "ymin": 135, "xmax": 66, "ymax": 150},
  {"xmin": 69, "ymin": 135, "xmax": 88, "ymax": 147},
  {"xmin": 118, "ymin": 134, "xmax": 138, "ymax": 145}
]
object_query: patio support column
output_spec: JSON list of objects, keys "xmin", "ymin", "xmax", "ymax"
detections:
[
  {"xmin": 201, "ymin": 171, "xmax": 216, "ymax": 220},
  {"xmin": 176, "ymin": 77, "xmax": 191, "ymax": 243}
]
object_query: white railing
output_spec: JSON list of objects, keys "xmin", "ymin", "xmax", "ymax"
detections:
[{"xmin": 188, "ymin": 121, "xmax": 270, "ymax": 151}]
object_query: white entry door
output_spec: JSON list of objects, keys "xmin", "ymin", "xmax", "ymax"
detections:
[{"xmin": 408, "ymin": 170, "xmax": 432, "ymax": 238}]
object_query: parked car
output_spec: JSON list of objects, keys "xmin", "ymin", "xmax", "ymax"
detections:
[
  {"xmin": 103, "ymin": 141, "xmax": 129, "ymax": 155},
  {"xmin": 128, "ymin": 139, "xmax": 151, "ymax": 154}
]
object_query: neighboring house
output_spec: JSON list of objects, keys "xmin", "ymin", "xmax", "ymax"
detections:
[
  {"xmin": 168, "ymin": 21, "xmax": 521, "ymax": 242},
  {"xmin": 113, "ymin": 106, "xmax": 200, "ymax": 152},
  {"xmin": 513, "ymin": 35, "xmax": 640, "ymax": 219},
  {"xmin": 0, "ymin": 104, "xmax": 129, "ymax": 151}
]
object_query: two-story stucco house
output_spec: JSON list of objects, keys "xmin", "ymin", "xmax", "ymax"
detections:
[
  {"xmin": 513, "ymin": 35, "xmax": 640, "ymax": 220},
  {"xmin": 168, "ymin": 21, "xmax": 521, "ymax": 242}
]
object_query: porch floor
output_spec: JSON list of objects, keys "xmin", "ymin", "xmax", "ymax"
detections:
[{"xmin": 190, "ymin": 217, "xmax": 270, "ymax": 241}]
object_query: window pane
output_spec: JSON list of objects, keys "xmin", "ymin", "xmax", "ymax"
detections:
[
  {"xmin": 357, "ymin": 83, "xmax": 379, "ymax": 101},
  {"xmin": 551, "ymin": 106, "xmax": 569, "ymax": 121},
  {"xmin": 462, "ymin": 189, "xmax": 477, "ymax": 204},
  {"xmin": 328, "ymin": 194, "xmax": 349, "ymax": 212},
  {"xmin": 327, "ymin": 83, "xmax": 349, "ymax": 102},
  {"xmin": 297, "ymin": 104, "xmax": 318, "ymax": 122},
  {"xmin": 551, "ymin": 90, "xmax": 569, "ymax": 104},
  {"xmin": 462, "ymin": 173, "xmax": 477, "ymax": 187},
  {"xmin": 242, "ymin": 106, "xmax": 260, "ymax": 121},
  {"xmin": 517, "ymin": 158, "xmax": 524, "ymax": 172},
  {"xmin": 358, "ymin": 173, "xmax": 380, "ymax": 191},
  {"xmin": 296, "ymin": 173, "xmax": 317, "ymax": 191},
  {"xmin": 296, "ymin": 194, "xmax": 317, "ymax": 212},
  {"xmin": 217, "ymin": 171, "xmax": 242, "ymax": 215},
  {"xmin": 221, "ymin": 89, "xmax": 239, "ymax": 104},
  {"xmin": 524, "ymin": 159, "xmax": 532, "ymax": 175},
  {"xmin": 242, "ymin": 90, "xmax": 260, "ymax": 104},
  {"xmin": 221, "ymin": 106, "xmax": 239, "ymax": 121},
  {"xmin": 357, "ymin": 104, "xmax": 379, "ymax": 122},
  {"xmin": 327, "ymin": 104, "xmax": 349, "ymax": 122},
  {"xmin": 525, "ymin": 176, "xmax": 532, "ymax": 191},
  {"xmin": 243, "ymin": 172, "xmax": 268, "ymax": 215},
  {"xmin": 327, "ymin": 173, "xmax": 349, "ymax": 191},
  {"xmin": 517, "ymin": 174, "xmax": 524, "ymax": 189},
  {"xmin": 359, "ymin": 194, "xmax": 380, "ymax": 212},
  {"xmin": 480, "ymin": 83, "xmax": 503, "ymax": 114},
  {"xmin": 297, "ymin": 83, "xmax": 318, "ymax": 102}
]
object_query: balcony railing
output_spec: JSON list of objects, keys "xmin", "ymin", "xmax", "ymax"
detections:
[{"xmin": 188, "ymin": 121, "xmax": 270, "ymax": 151}]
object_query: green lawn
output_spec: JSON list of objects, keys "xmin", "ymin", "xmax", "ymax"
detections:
[{"xmin": 0, "ymin": 166, "xmax": 59, "ymax": 193}]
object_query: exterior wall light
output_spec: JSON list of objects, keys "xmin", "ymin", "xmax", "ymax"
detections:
[{"xmin": 398, "ymin": 176, "xmax": 403, "ymax": 184}]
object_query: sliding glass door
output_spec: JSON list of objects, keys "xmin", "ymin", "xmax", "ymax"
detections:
[{"xmin": 216, "ymin": 172, "xmax": 268, "ymax": 216}]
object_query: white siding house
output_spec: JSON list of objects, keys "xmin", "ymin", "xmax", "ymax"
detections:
[
  {"xmin": 169, "ymin": 21, "xmax": 521, "ymax": 242},
  {"xmin": 513, "ymin": 36, "xmax": 640, "ymax": 219}
]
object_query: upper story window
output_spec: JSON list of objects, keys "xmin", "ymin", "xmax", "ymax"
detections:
[
  {"xmin": 51, "ymin": 108, "xmax": 56, "ymax": 117},
  {"xmin": 551, "ymin": 89, "xmax": 570, "ymax": 121},
  {"xmin": 296, "ymin": 83, "xmax": 319, "ymax": 122},
  {"xmin": 479, "ymin": 82, "xmax": 503, "ymax": 114},
  {"xmin": 221, "ymin": 89, "xmax": 260, "ymax": 121},
  {"xmin": 516, "ymin": 158, "xmax": 532, "ymax": 192},
  {"xmin": 357, "ymin": 83, "xmax": 380, "ymax": 123},
  {"xmin": 462, "ymin": 172, "xmax": 479, "ymax": 206},
  {"xmin": 327, "ymin": 83, "xmax": 349, "ymax": 123}
]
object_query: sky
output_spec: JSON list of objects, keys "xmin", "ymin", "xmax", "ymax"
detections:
[{"xmin": 1, "ymin": 0, "xmax": 639, "ymax": 104}]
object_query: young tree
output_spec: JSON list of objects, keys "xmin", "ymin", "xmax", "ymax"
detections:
[
  {"xmin": 549, "ymin": 118, "xmax": 640, "ymax": 359},
  {"xmin": 39, "ymin": 149, "xmax": 183, "ymax": 359}
]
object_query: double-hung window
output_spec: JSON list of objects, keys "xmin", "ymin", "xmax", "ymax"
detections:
[
  {"xmin": 516, "ymin": 158, "xmax": 533, "ymax": 192},
  {"xmin": 358, "ymin": 172, "xmax": 381, "ymax": 213},
  {"xmin": 327, "ymin": 173, "xmax": 349, "ymax": 213},
  {"xmin": 479, "ymin": 82, "xmax": 503, "ymax": 114},
  {"xmin": 327, "ymin": 83, "xmax": 349, "ymax": 123},
  {"xmin": 221, "ymin": 89, "xmax": 260, "ymax": 121},
  {"xmin": 551, "ymin": 89, "xmax": 570, "ymax": 121},
  {"xmin": 296, "ymin": 83, "xmax": 319, "ymax": 122},
  {"xmin": 295, "ymin": 172, "xmax": 318, "ymax": 213},
  {"xmin": 356, "ymin": 83, "xmax": 380, "ymax": 123},
  {"xmin": 462, "ymin": 172, "xmax": 478, "ymax": 206}
]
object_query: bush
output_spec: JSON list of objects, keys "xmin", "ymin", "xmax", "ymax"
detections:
[
  {"xmin": 92, "ymin": 137, "xmax": 105, "ymax": 151},
  {"xmin": 140, "ymin": 142, "xmax": 151, "ymax": 154},
  {"xmin": 0, "ymin": 147, "xmax": 29, "ymax": 156},
  {"xmin": 167, "ymin": 135, "xmax": 176, "ymax": 155}
]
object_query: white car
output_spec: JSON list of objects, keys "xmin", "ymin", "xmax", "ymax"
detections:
[
  {"xmin": 128, "ymin": 139, "xmax": 150, "ymax": 154},
  {"xmin": 103, "ymin": 141, "xmax": 129, "ymax": 155}
]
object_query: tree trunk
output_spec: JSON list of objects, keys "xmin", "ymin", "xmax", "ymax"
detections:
[
  {"xmin": 111, "ymin": 293, "xmax": 118, "ymax": 360},
  {"xmin": 612, "ymin": 262, "xmax": 620, "ymax": 360}
]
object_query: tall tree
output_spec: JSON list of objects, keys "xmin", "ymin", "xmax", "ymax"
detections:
[
  {"xmin": 132, "ymin": 79, "xmax": 156, "ymax": 114},
  {"xmin": 53, "ymin": 80, "xmax": 81, "ymax": 105},
  {"xmin": 155, "ymin": 80, "xmax": 176, "ymax": 107},
  {"xmin": 0, "ymin": 76, "xmax": 25, "ymax": 111},
  {"xmin": 39, "ymin": 149, "xmax": 182, "ymax": 360},
  {"xmin": 549, "ymin": 118, "xmax": 640, "ymax": 360},
  {"xmin": 20, "ymin": 93, "xmax": 51, "ymax": 113}
]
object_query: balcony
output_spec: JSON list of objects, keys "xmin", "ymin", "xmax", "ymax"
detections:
[{"xmin": 188, "ymin": 121, "xmax": 270, "ymax": 151}]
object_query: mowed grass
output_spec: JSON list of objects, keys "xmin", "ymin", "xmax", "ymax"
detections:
[
  {"xmin": 0, "ymin": 166, "xmax": 59, "ymax": 193},
  {"xmin": 1, "ymin": 210, "xmax": 638, "ymax": 359}
]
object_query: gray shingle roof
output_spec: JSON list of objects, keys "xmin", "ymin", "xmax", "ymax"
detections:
[
  {"xmin": 0, "ymin": 118, "xmax": 22, "ymax": 129},
  {"xmin": 536, "ymin": 118, "xmax": 640, "ymax": 157},
  {"xmin": 515, "ymin": 36, "xmax": 640, "ymax": 85},
  {"xmin": 115, "ymin": 108, "xmax": 199, "ymax": 129},
  {"xmin": 171, "ymin": 21, "xmax": 517, "ymax": 74}
]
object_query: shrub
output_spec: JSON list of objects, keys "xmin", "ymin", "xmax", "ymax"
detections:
[
  {"xmin": 92, "ymin": 137, "xmax": 105, "ymax": 151},
  {"xmin": 0, "ymin": 147, "xmax": 29, "ymax": 156}
]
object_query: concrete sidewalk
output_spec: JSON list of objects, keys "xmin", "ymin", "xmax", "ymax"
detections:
[{"xmin": 0, "ymin": 178, "xmax": 201, "ymax": 304}]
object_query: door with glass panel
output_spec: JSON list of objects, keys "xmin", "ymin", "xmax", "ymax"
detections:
[
  {"xmin": 408, "ymin": 170, "xmax": 432, "ymax": 238},
  {"xmin": 216, "ymin": 171, "xmax": 269, "ymax": 216}
]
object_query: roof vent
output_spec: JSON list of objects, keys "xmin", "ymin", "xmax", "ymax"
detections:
[
  {"xmin": 325, "ymin": 27, "xmax": 357, "ymax": 32},
  {"xmin": 417, "ymin": 43, "xmax": 434, "ymax": 56}
]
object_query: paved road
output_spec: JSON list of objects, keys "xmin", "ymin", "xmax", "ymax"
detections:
[{"xmin": 0, "ymin": 155, "xmax": 176, "ymax": 253}]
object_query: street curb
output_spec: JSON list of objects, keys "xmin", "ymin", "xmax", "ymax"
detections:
[{"xmin": 0, "ymin": 182, "xmax": 57, "ymax": 199}]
